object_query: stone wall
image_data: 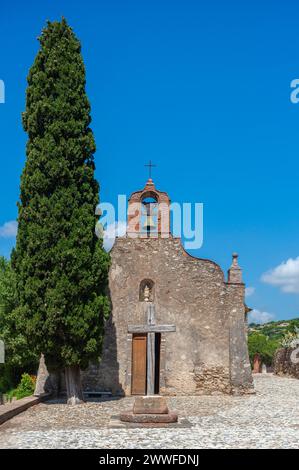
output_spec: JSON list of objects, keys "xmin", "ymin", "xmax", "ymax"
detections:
[
  {"xmin": 274, "ymin": 348, "xmax": 299, "ymax": 379},
  {"xmin": 82, "ymin": 236, "xmax": 253, "ymax": 396},
  {"xmin": 226, "ymin": 283, "xmax": 253, "ymax": 394}
]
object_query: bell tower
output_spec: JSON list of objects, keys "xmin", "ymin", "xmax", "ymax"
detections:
[{"xmin": 127, "ymin": 178, "xmax": 171, "ymax": 237}]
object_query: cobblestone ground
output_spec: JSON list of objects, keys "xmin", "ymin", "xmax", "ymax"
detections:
[{"xmin": 0, "ymin": 375, "xmax": 298, "ymax": 449}]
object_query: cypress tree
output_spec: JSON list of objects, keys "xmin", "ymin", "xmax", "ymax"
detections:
[{"xmin": 13, "ymin": 19, "xmax": 110, "ymax": 404}]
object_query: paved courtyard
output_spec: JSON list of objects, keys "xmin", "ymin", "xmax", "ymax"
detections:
[{"xmin": 0, "ymin": 374, "xmax": 298, "ymax": 449}]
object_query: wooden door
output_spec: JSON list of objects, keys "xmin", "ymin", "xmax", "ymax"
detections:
[{"xmin": 131, "ymin": 334, "xmax": 147, "ymax": 395}]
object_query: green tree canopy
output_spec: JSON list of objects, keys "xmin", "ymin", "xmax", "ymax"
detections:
[
  {"xmin": 286, "ymin": 319, "xmax": 299, "ymax": 334},
  {"xmin": 0, "ymin": 256, "xmax": 17, "ymax": 316},
  {"xmin": 13, "ymin": 18, "xmax": 110, "ymax": 403},
  {"xmin": 248, "ymin": 332, "xmax": 279, "ymax": 366},
  {"xmin": 0, "ymin": 255, "xmax": 37, "ymax": 393}
]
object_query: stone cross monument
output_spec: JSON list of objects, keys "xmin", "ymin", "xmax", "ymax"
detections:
[
  {"xmin": 121, "ymin": 302, "xmax": 178, "ymax": 424},
  {"xmin": 128, "ymin": 303, "xmax": 175, "ymax": 396}
]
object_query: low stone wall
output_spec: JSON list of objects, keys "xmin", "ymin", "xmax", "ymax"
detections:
[
  {"xmin": 0, "ymin": 395, "xmax": 49, "ymax": 425},
  {"xmin": 274, "ymin": 348, "xmax": 299, "ymax": 379}
]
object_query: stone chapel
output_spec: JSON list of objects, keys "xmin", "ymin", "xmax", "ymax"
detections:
[{"xmin": 82, "ymin": 177, "xmax": 253, "ymax": 396}]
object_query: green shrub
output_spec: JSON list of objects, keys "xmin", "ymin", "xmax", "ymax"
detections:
[
  {"xmin": 4, "ymin": 388, "xmax": 17, "ymax": 402},
  {"xmin": 0, "ymin": 364, "xmax": 37, "ymax": 394},
  {"xmin": 14, "ymin": 373, "xmax": 36, "ymax": 400}
]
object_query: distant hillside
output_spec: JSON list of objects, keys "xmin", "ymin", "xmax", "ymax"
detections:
[{"xmin": 248, "ymin": 318, "xmax": 299, "ymax": 341}]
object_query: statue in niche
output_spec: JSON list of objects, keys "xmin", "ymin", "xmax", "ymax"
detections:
[
  {"xmin": 139, "ymin": 279, "xmax": 154, "ymax": 302},
  {"xmin": 144, "ymin": 285, "xmax": 150, "ymax": 302}
]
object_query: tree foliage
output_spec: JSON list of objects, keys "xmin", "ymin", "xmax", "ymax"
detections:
[
  {"xmin": 286, "ymin": 320, "xmax": 299, "ymax": 335},
  {"xmin": 0, "ymin": 256, "xmax": 37, "ymax": 392},
  {"xmin": 280, "ymin": 328, "xmax": 299, "ymax": 348},
  {"xmin": 12, "ymin": 18, "xmax": 110, "ymax": 375},
  {"xmin": 0, "ymin": 256, "xmax": 17, "ymax": 317},
  {"xmin": 248, "ymin": 332, "xmax": 280, "ymax": 366}
]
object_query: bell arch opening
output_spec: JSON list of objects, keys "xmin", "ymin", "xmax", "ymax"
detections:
[{"xmin": 141, "ymin": 195, "xmax": 158, "ymax": 237}]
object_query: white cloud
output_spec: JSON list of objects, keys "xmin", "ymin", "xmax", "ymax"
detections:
[
  {"xmin": 103, "ymin": 221, "xmax": 127, "ymax": 252},
  {"xmin": 245, "ymin": 286, "xmax": 255, "ymax": 297},
  {"xmin": 248, "ymin": 309, "xmax": 275, "ymax": 324},
  {"xmin": 261, "ymin": 257, "xmax": 299, "ymax": 293},
  {"xmin": 0, "ymin": 220, "xmax": 18, "ymax": 238}
]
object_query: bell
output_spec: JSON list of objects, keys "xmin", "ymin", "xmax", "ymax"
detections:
[{"xmin": 142, "ymin": 216, "xmax": 156, "ymax": 230}]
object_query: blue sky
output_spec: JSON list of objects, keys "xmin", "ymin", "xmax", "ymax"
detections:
[{"xmin": 1, "ymin": 0, "xmax": 299, "ymax": 322}]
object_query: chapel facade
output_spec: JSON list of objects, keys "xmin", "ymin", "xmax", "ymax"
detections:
[{"xmin": 82, "ymin": 178, "xmax": 254, "ymax": 396}]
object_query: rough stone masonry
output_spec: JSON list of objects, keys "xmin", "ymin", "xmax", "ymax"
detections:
[{"xmin": 81, "ymin": 178, "xmax": 253, "ymax": 396}]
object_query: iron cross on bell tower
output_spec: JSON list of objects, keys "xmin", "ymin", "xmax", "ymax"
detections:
[{"xmin": 144, "ymin": 160, "xmax": 156, "ymax": 180}]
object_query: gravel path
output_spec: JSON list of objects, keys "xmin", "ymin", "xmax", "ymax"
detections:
[{"xmin": 0, "ymin": 375, "xmax": 298, "ymax": 449}]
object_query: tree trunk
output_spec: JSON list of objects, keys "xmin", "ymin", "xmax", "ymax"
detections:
[{"xmin": 65, "ymin": 365, "xmax": 84, "ymax": 405}]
